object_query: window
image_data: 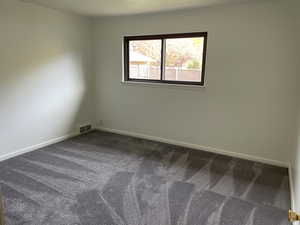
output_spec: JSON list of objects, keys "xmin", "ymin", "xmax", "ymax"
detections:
[{"xmin": 124, "ymin": 32, "xmax": 207, "ymax": 86}]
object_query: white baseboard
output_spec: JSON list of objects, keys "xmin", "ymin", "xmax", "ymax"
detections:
[
  {"xmin": 0, "ymin": 130, "xmax": 80, "ymax": 162},
  {"xmin": 289, "ymin": 164, "xmax": 299, "ymax": 224},
  {"xmin": 96, "ymin": 126, "xmax": 288, "ymax": 168},
  {"xmin": 289, "ymin": 164, "xmax": 296, "ymax": 209}
]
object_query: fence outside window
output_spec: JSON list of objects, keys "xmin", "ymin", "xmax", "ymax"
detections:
[{"xmin": 130, "ymin": 65, "xmax": 201, "ymax": 81}]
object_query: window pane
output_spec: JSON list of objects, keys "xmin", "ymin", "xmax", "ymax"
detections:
[
  {"xmin": 129, "ymin": 40, "xmax": 161, "ymax": 80},
  {"xmin": 165, "ymin": 37, "xmax": 204, "ymax": 82}
]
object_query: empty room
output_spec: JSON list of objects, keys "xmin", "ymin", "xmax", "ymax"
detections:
[{"xmin": 0, "ymin": 0, "xmax": 300, "ymax": 224}]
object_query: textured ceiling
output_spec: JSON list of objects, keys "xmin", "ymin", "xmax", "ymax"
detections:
[{"xmin": 21, "ymin": 0, "xmax": 256, "ymax": 17}]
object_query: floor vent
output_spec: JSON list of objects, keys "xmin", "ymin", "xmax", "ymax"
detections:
[{"xmin": 80, "ymin": 124, "xmax": 92, "ymax": 133}]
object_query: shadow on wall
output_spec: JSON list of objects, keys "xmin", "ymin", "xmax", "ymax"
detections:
[{"xmin": 0, "ymin": 0, "xmax": 92, "ymax": 155}]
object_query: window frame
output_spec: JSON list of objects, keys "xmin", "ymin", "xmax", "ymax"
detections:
[{"xmin": 123, "ymin": 32, "xmax": 208, "ymax": 86}]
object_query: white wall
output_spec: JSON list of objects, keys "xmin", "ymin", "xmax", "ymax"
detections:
[
  {"xmin": 289, "ymin": 0, "xmax": 300, "ymax": 219},
  {"xmin": 0, "ymin": 0, "xmax": 94, "ymax": 158},
  {"xmin": 291, "ymin": 91, "xmax": 300, "ymax": 220},
  {"xmin": 292, "ymin": 113, "xmax": 300, "ymax": 221},
  {"xmin": 93, "ymin": 0, "xmax": 299, "ymax": 165}
]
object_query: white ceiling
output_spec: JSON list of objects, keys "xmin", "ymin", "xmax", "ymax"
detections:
[{"xmin": 21, "ymin": 0, "xmax": 255, "ymax": 17}]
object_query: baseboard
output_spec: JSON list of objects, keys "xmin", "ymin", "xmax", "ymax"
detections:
[
  {"xmin": 96, "ymin": 126, "xmax": 288, "ymax": 168},
  {"xmin": 289, "ymin": 164, "xmax": 296, "ymax": 209},
  {"xmin": 289, "ymin": 164, "xmax": 299, "ymax": 224},
  {"xmin": 0, "ymin": 130, "xmax": 80, "ymax": 162}
]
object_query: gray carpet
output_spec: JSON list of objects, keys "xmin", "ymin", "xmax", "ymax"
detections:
[{"xmin": 0, "ymin": 131, "xmax": 291, "ymax": 225}]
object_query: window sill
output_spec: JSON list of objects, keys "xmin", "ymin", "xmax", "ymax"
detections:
[{"xmin": 121, "ymin": 81, "xmax": 206, "ymax": 89}]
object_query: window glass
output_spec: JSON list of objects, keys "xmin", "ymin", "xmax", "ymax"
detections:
[
  {"xmin": 165, "ymin": 37, "xmax": 204, "ymax": 82},
  {"xmin": 129, "ymin": 40, "xmax": 161, "ymax": 80}
]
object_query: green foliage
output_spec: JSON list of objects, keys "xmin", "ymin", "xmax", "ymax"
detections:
[
  {"xmin": 187, "ymin": 60, "xmax": 200, "ymax": 69},
  {"xmin": 192, "ymin": 38, "xmax": 203, "ymax": 48},
  {"xmin": 131, "ymin": 37, "xmax": 204, "ymax": 68}
]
